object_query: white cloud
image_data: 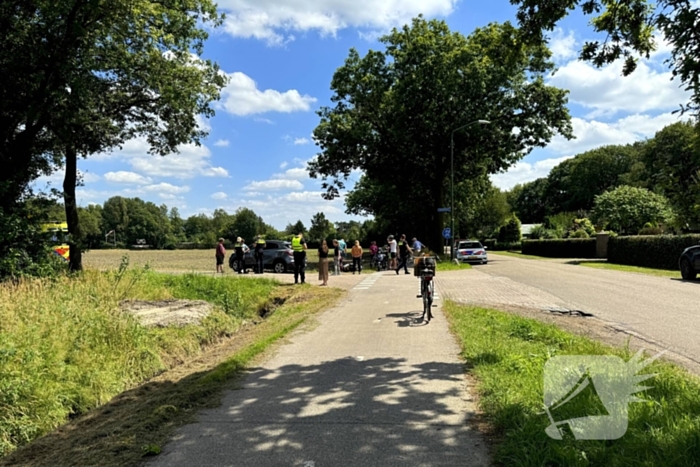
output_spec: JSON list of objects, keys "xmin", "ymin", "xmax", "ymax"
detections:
[
  {"xmin": 142, "ymin": 183, "xmax": 190, "ymax": 194},
  {"xmin": 211, "ymin": 192, "xmax": 228, "ymax": 200},
  {"xmin": 214, "ymin": 139, "xmax": 230, "ymax": 147},
  {"xmin": 549, "ymin": 59, "xmax": 689, "ymax": 117},
  {"xmin": 280, "ymin": 161, "xmax": 289, "ymax": 169},
  {"xmin": 549, "ymin": 28, "xmax": 577, "ymax": 61},
  {"xmin": 33, "ymin": 169, "xmax": 101, "ymax": 189},
  {"xmin": 274, "ymin": 167, "xmax": 309, "ymax": 180},
  {"xmin": 104, "ymin": 171, "xmax": 152, "ymax": 185},
  {"xmin": 549, "ymin": 112, "xmax": 690, "ymax": 155},
  {"xmin": 219, "ymin": 72, "xmax": 316, "ymax": 116},
  {"xmin": 218, "ymin": 0, "xmax": 457, "ymax": 46},
  {"xmin": 293, "ymin": 137, "xmax": 310, "ymax": 145},
  {"xmin": 243, "ymin": 179, "xmax": 304, "ymax": 191},
  {"xmin": 491, "ymin": 156, "xmax": 574, "ymax": 190},
  {"xmin": 97, "ymin": 137, "xmax": 229, "ymax": 179},
  {"xmin": 219, "ymin": 191, "xmax": 357, "ymax": 229},
  {"xmin": 82, "ymin": 172, "xmax": 101, "ymax": 184},
  {"xmin": 255, "ymin": 117, "xmax": 275, "ymax": 124}
]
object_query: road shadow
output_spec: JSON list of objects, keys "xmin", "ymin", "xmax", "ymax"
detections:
[
  {"xmin": 385, "ymin": 311, "xmax": 429, "ymax": 327},
  {"xmin": 670, "ymin": 278, "xmax": 700, "ymax": 284},
  {"xmin": 147, "ymin": 357, "xmax": 487, "ymax": 466},
  {"xmin": 1, "ymin": 353, "xmax": 487, "ymax": 467}
]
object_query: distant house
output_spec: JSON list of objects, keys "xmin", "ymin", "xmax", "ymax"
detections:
[{"xmin": 521, "ymin": 224, "xmax": 541, "ymax": 239}]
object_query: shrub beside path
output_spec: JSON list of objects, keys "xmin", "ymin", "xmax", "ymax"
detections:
[{"xmin": 149, "ymin": 271, "xmax": 489, "ymax": 466}]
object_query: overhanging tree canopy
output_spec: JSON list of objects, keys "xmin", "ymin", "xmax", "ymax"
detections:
[
  {"xmin": 310, "ymin": 17, "xmax": 573, "ymax": 247},
  {"xmin": 512, "ymin": 0, "xmax": 700, "ymax": 115},
  {"xmin": 1, "ymin": 0, "xmax": 227, "ymax": 270}
]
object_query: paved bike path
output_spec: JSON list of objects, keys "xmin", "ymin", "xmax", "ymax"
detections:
[{"xmin": 149, "ymin": 271, "xmax": 489, "ymax": 466}]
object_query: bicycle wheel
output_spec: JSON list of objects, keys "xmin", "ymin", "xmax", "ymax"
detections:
[{"xmin": 426, "ymin": 280, "xmax": 434, "ymax": 321}]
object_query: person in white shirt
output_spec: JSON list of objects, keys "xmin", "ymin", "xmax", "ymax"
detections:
[{"xmin": 388, "ymin": 235, "xmax": 398, "ymax": 270}]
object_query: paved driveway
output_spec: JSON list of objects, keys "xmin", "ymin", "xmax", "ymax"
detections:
[{"xmin": 436, "ymin": 254, "xmax": 700, "ymax": 369}]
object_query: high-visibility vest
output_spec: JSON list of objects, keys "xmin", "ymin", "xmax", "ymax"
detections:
[
  {"xmin": 234, "ymin": 243, "xmax": 242, "ymax": 249},
  {"xmin": 256, "ymin": 238, "xmax": 265, "ymax": 245},
  {"xmin": 291, "ymin": 236, "xmax": 304, "ymax": 252}
]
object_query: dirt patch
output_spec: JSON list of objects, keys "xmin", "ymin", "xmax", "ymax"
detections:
[{"xmin": 120, "ymin": 299, "xmax": 214, "ymax": 327}]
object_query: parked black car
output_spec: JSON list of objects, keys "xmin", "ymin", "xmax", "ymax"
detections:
[
  {"xmin": 229, "ymin": 240, "xmax": 297, "ymax": 273},
  {"xmin": 679, "ymin": 245, "xmax": 700, "ymax": 280}
]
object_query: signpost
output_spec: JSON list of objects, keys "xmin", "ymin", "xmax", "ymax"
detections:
[
  {"xmin": 442, "ymin": 227, "xmax": 451, "ymax": 239},
  {"xmin": 437, "ymin": 207, "xmax": 451, "ymax": 213}
]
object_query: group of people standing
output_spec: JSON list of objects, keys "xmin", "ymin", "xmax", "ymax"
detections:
[
  {"xmin": 315, "ymin": 238, "xmax": 364, "ymax": 286},
  {"xmin": 215, "ymin": 232, "xmax": 426, "ymax": 286},
  {"xmin": 214, "ymin": 235, "xmax": 267, "ymax": 275}
]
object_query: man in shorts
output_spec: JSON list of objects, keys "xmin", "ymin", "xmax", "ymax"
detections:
[
  {"xmin": 215, "ymin": 238, "xmax": 226, "ymax": 273},
  {"xmin": 388, "ymin": 235, "xmax": 397, "ymax": 270}
]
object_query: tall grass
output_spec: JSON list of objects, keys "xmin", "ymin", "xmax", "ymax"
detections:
[
  {"xmin": 444, "ymin": 302, "xmax": 700, "ymax": 466},
  {"xmin": 0, "ymin": 262, "xmax": 277, "ymax": 456}
]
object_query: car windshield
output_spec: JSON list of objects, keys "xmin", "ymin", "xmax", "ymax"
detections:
[{"xmin": 458, "ymin": 242, "xmax": 482, "ymax": 249}]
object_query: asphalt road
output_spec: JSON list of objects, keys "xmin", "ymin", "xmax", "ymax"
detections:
[
  {"xmin": 479, "ymin": 254, "xmax": 700, "ymax": 367},
  {"xmin": 150, "ymin": 272, "xmax": 489, "ymax": 467}
]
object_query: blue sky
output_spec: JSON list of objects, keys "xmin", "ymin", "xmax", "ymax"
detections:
[{"xmin": 36, "ymin": 0, "xmax": 691, "ymax": 229}]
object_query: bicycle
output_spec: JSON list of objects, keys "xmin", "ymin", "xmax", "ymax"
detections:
[{"xmin": 415, "ymin": 255, "xmax": 436, "ymax": 323}]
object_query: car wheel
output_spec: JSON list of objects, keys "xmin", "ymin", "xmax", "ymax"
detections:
[
  {"xmin": 273, "ymin": 260, "xmax": 286, "ymax": 274},
  {"xmin": 680, "ymin": 258, "xmax": 697, "ymax": 280}
]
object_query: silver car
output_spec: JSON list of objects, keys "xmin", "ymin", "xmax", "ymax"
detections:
[{"xmin": 456, "ymin": 240, "xmax": 488, "ymax": 264}]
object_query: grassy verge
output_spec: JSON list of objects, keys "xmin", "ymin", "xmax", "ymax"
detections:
[
  {"xmin": 444, "ymin": 302, "xmax": 700, "ymax": 466},
  {"xmin": 574, "ymin": 261, "xmax": 680, "ymax": 278},
  {"xmin": 489, "ymin": 250, "xmax": 553, "ymax": 260},
  {"xmin": 0, "ymin": 261, "xmax": 338, "ymax": 463},
  {"xmin": 436, "ymin": 261, "xmax": 473, "ymax": 272}
]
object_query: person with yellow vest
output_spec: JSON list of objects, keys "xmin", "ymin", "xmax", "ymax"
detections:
[
  {"xmin": 254, "ymin": 235, "xmax": 266, "ymax": 274},
  {"xmin": 291, "ymin": 232, "xmax": 308, "ymax": 284}
]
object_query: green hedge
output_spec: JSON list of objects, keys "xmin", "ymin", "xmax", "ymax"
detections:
[
  {"xmin": 483, "ymin": 239, "xmax": 522, "ymax": 251},
  {"xmin": 608, "ymin": 235, "xmax": 700, "ymax": 270},
  {"xmin": 522, "ymin": 239, "xmax": 597, "ymax": 258}
]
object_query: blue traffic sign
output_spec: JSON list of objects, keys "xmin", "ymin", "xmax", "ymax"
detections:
[
  {"xmin": 437, "ymin": 207, "xmax": 451, "ymax": 213},
  {"xmin": 442, "ymin": 227, "xmax": 451, "ymax": 239}
]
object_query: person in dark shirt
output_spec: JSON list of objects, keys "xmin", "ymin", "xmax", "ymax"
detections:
[
  {"xmin": 254, "ymin": 235, "xmax": 266, "ymax": 274},
  {"xmin": 395, "ymin": 234, "xmax": 413, "ymax": 275},
  {"xmin": 318, "ymin": 240, "xmax": 329, "ymax": 286},
  {"xmin": 215, "ymin": 238, "xmax": 226, "ymax": 274}
]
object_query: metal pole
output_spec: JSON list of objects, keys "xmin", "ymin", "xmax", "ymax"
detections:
[{"xmin": 450, "ymin": 131, "xmax": 455, "ymax": 261}]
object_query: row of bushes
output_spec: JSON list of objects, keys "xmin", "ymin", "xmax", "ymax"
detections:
[
  {"xmin": 608, "ymin": 235, "xmax": 700, "ymax": 270},
  {"xmin": 483, "ymin": 239, "xmax": 522, "ymax": 251},
  {"xmin": 522, "ymin": 238, "xmax": 597, "ymax": 258}
]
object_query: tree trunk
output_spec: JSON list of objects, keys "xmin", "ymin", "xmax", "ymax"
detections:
[{"xmin": 63, "ymin": 146, "xmax": 82, "ymax": 271}]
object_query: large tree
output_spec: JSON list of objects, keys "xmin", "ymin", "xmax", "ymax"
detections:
[
  {"xmin": 512, "ymin": 0, "xmax": 700, "ymax": 115},
  {"xmin": 591, "ymin": 185, "xmax": 674, "ymax": 234},
  {"xmin": 308, "ymin": 212, "xmax": 336, "ymax": 243},
  {"xmin": 310, "ymin": 17, "xmax": 573, "ymax": 249},
  {"xmin": 2, "ymin": 0, "xmax": 226, "ymax": 270},
  {"xmin": 641, "ymin": 121, "xmax": 700, "ymax": 228}
]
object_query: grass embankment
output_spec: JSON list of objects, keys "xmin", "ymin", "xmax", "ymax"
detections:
[
  {"xmin": 444, "ymin": 302, "xmax": 700, "ymax": 466},
  {"xmin": 0, "ymin": 264, "xmax": 339, "ymax": 465},
  {"xmin": 436, "ymin": 261, "xmax": 473, "ymax": 272},
  {"xmin": 574, "ymin": 261, "xmax": 681, "ymax": 278},
  {"xmin": 489, "ymin": 250, "xmax": 553, "ymax": 260}
]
